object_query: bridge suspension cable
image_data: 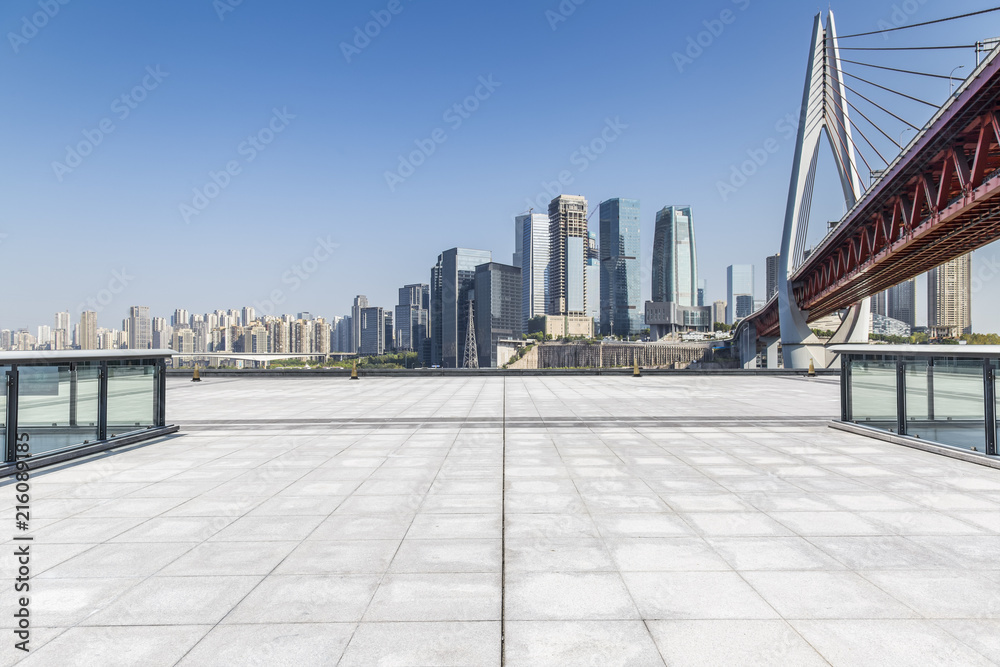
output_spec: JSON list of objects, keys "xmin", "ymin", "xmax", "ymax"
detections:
[
  {"xmin": 837, "ymin": 59, "xmax": 956, "ymax": 81},
  {"xmin": 838, "ymin": 6, "xmax": 1000, "ymax": 39},
  {"xmin": 839, "ymin": 45, "xmax": 978, "ymax": 51}
]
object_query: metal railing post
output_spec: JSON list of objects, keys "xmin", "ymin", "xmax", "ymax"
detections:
[
  {"xmin": 69, "ymin": 363, "xmax": 78, "ymax": 427},
  {"xmin": 5, "ymin": 367, "xmax": 17, "ymax": 463},
  {"xmin": 896, "ymin": 358, "xmax": 907, "ymax": 436},
  {"xmin": 156, "ymin": 359, "xmax": 167, "ymax": 427},
  {"xmin": 984, "ymin": 359, "xmax": 997, "ymax": 457},
  {"xmin": 840, "ymin": 355, "xmax": 851, "ymax": 422},
  {"xmin": 98, "ymin": 362, "xmax": 108, "ymax": 441}
]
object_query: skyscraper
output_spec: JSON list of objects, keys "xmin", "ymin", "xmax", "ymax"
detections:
[
  {"xmin": 697, "ymin": 279, "xmax": 707, "ymax": 307},
  {"xmin": 80, "ymin": 311, "xmax": 98, "ymax": 350},
  {"xmin": 651, "ymin": 206, "xmax": 698, "ymax": 307},
  {"xmin": 726, "ymin": 265, "xmax": 755, "ymax": 324},
  {"xmin": 599, "ymin": 198, "xmax": 642, "ymax": 336},
  {"xmin": 870, "ymin": 291, "xmax": 887, "ymax": 316},
  {"xmin": 887, "ymin": 279, "xmax": 916, "ymax": 329},
  {"xmin": 474, "ymin": 262, "xmax": 522, "ymax": 368},
  {"xmin": 431, "ymin": 248, "xmax": 492, "ymax": 368},
  {"xmin": 765, "ymin": 254, "xmax": 780, "ymax": 301},
  {"xmin": 928, "ymin": 254, "xmax": 972, "ymax": 338},
  {"xmin": 518, "ymin": 212, "xmax": 550, "ymax": 331},
  {"xmin": 127, "ymin": 306, "xmax": 151, "ymax": 350},
  {"xmin": 548, "ymin": 195, "xmax": 589, "ymax": 317},
  {"xmin": 395, "ymin": 284, "xmax": 430, "ymax": 351},
  {"xmin": 586, "ymin": 232, "xmax": 600, "ymax": 325},
  {"xmin": 351, "ymin": 295, "xmax": 369, "ymax": 354},
  {"xmin": 359, "ymin": 307, "xmax": 385, "ymax": 356}
]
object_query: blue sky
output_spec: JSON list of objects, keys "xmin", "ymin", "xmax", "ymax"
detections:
[{"xmin": 2, "ymin": 0, "xmax": 999, "ymax": 332}]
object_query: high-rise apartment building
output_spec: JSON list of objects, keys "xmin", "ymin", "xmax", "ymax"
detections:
[
  {"xmin": 712, "ymin": 301, "xmax": 727, "ymax": 326},
  {"xmin": 37, "ymin": 325, "xmax": 51, "ymax": 348},
  {"xmin": 548, "ymin": 195, "xmax": 589, "ymax": 317},
  {"xmin": 431, "ymin": 248, "xmax": 492, "ymax": 368},
  {"xmin": 599, "ymin": 198, "xmax": 642, "ymax": 337},
  {"xmin": 517, "ymin": 212, "xmax": 550, "ymax": 332},
  {"xmin": 726, "ymin": 265, "xmax": 755, "ymax": 324},
  {"xmin": 127, "ymin": 306, "xmax": 152, "ymax": 350},
  {"xmin": 55, "ymin": 312, "xmax": 70, "ymax": 336},
  {"xmin": 765, "ymin": 254, "xmax": 780, "ymax": 301},
  {"xmin": 928, "ymin": 254, "xmax": 972, "ymax": 338},
  {"xmin": 171, "ymin": 329, "xmax": 194, "ymax": 354},
  {"xmin": 360, "ymin": 306, "xmax": 386, "ymax": 357},
  {"xmin": 652, "ymin": 206, "xmax": 698, "ymax": 307},
  {"xmin": 474, "ymin": 262, "xmax": 522, "ymax": 368},
  {"xmin": 80, "ymin": 311, "xmax": 98, "ymax": 350},
  {"xmin": 888, "ymin": 279, "xmax": 916, "ymax": 329}
]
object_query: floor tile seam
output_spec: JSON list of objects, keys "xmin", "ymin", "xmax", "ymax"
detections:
[
  {"xmin": 924, "ymin": 616, "xmax": 1000, "ymax": 664},
  {"xmin": 179, "ymin": 427, "xmax": 396, "ymax": 666},
  {"xmin": 547, "ymin": 405, "xmax": 653, "ymax": 640},
  {"xmin": 338, "ymin": 380, "xmax": 493, "ymax": 665}
]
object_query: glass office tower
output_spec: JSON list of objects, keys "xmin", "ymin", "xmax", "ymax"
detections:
[
  {"xmin": 431, "ymin": 248, "xmax": 492, "ymax": 368},
  {"xmin": 517, "ymin": 213, "xmax": 550, "ymax": 331},
  {"xmin": 652, "ymin": 206, "xmax": 699, "ymax": 307},
  {"xmin": 599, "ymin": 198, "xmax": 642, "ymax": 336}
]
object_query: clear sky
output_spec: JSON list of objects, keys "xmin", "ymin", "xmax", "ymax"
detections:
[{"xmin": 2, "ymin": 0, "xmax": 999, "ymax": 332}]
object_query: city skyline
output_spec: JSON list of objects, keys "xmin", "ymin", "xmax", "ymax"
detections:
[{"xmin": 6, "ymin": 2, "xmax": 1000, "ymax": 332}]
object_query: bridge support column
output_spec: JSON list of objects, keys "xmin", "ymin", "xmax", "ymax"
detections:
[
  {"xmin": 778, "ymin": 11, "xmax": 864, "ymax": 369},
  {"xmin": 765, "ymin": 338, "xmax": 780, "ymax": 369},
  {"xmin": 738, "ymin": 321, "xmax": 758, "ymax": 369}
]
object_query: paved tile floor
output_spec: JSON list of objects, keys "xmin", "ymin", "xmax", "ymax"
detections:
[{"xmin": 3, "ymin": 375, "xmax": 1000, "ymax": 665}]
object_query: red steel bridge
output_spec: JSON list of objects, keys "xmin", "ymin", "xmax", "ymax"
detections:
[{"xmin": 740, "ymin": 13, "xmax": 1000, "ymax": 356}]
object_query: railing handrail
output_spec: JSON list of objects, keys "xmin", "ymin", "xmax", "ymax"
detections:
[{"xmin": 0, "ymin": 349, "xmax": 174, "ymax": 364}]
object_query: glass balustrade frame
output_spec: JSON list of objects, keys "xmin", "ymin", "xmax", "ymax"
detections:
[
  {"xmin": 2, "ymin": 351, "xmax": 172, "ymax": 464},
  {"xmin": 837, "ymin": 345, "xmax": 999, "ymax": 457}
]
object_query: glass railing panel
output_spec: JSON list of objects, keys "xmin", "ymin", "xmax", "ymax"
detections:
[
  {"xmin": 906, "ymin": 358, "xmax": 986, "ymax": 453},
  {"xmin": 904, "ymin": 359, "xmax": 930, "ymax": 424},
  {"xmin": 849, "ymin": 358, "xmax": 897, "ymax": 430},
  {"xmin": 0, "ymin": 366, "xmax": 9, "ymax": 454},
  {"xmin": 994, "ymin": 359, "xmax": 999, "ymax": 452},
  {"xmin": 107, "ymin": 364, "xmax": 156, "ymax": 436},
  {"xmin": 17, "ymin": 364, "xmax": 100, "ymax": 456}
]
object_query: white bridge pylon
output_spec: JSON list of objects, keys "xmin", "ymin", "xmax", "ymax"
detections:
[{"xmin": 778, "ymin": 11, "xmax": 872, "ymax": 369}]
